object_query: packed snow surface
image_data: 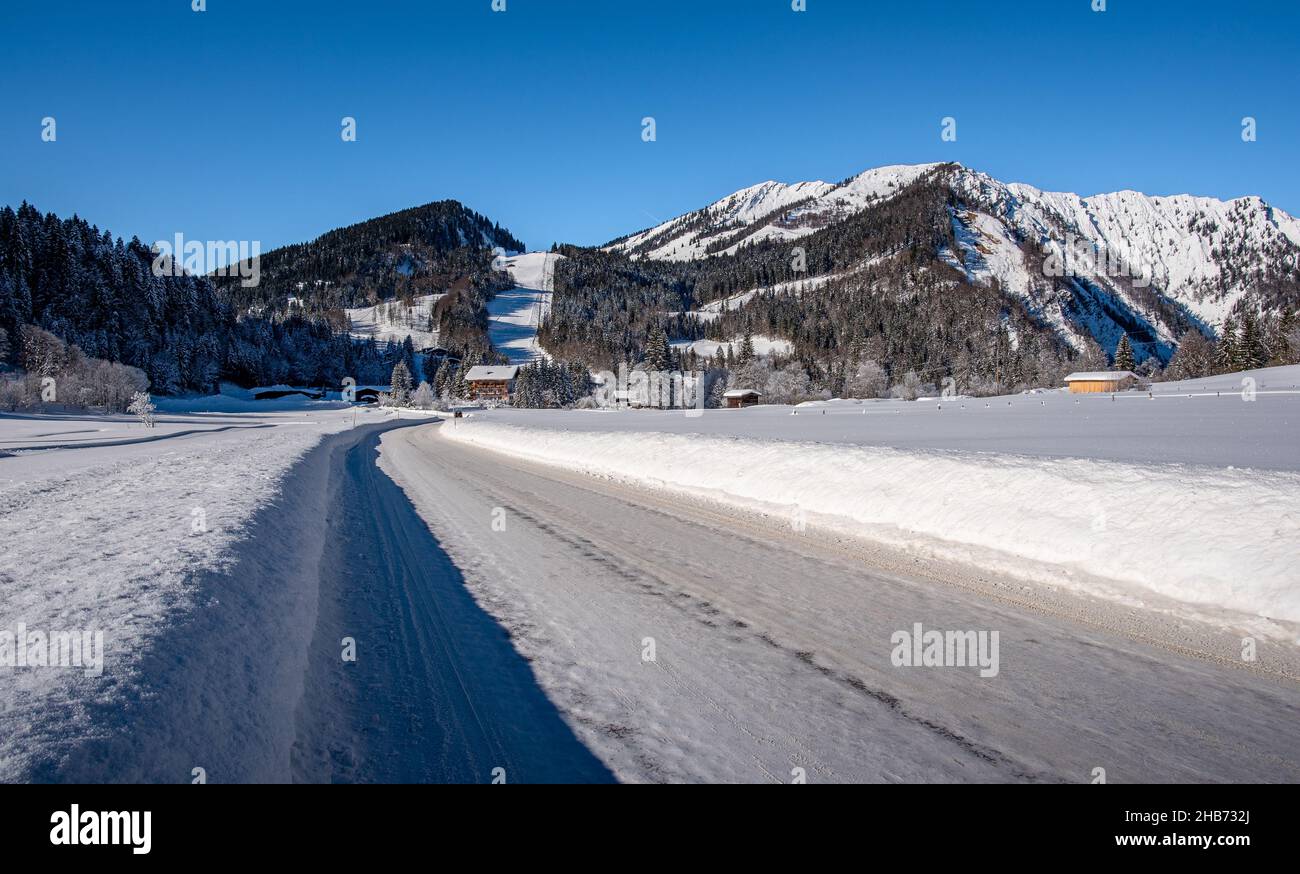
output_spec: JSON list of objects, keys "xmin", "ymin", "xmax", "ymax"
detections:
[
  {"xmin": 487, "ymin": 252, "xmax": 562, "ymax": 364},
  {"xmin": 441, "ymin": 366, "xmax": 1300, "ymax": 624}
]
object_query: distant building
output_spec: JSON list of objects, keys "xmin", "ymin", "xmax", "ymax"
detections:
[
  {"xmin": 1063, "ymin": 371, "xmax": 1137, "ymax": 394},
  {"xmin": 420, "ymin": 346, "xmax": 460, "ymax": 364},
  {"xmin": 723, "ymin": 388, "xmax": 762, "ymax": 408},
  {"xmin": 465, "ymin": 365, "xmax": 520, "ymax": 403},
  {"xmin": 253, "ymin": 387, "xmax": 324, "ymax": 401}
]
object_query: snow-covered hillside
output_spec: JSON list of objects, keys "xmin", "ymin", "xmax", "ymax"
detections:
[
  {"xmin": 609, "ymin": 161, "xmax": 1300, "ymax": 359},
  {"xmin": 346, "ymin": 294, "xmax": 444, "ymax": 349},
  {"xmin": 611, "ymin": 164, "xmax": 938, "ymax": 261},
  {"xmin": 670, "ymin": 335, "xmax": 793, "ymax": 359},
  {"xmin": 949, "ymin": 166, "xmax": 1300, "ymax": 354}
]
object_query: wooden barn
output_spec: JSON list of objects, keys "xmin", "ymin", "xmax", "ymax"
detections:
[
  {"xmin": 1063, "ymin": 371, "xmax": 1137, "ymax": 393},
  {"xmin": 723, "ymin": 388, "xmax": 762, "ymax": 408},
  {"xmin": 464, "ymin": 365, "xmax": 520, "ymax": 403}
]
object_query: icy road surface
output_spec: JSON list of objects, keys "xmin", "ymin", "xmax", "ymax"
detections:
[
  {"xmin": 378, "ymin": 422, "xmax": 1300, "ymax": 783},
  {"xmin": 292, "ymin": 423, "xmax": 614, "ymax": 783}
]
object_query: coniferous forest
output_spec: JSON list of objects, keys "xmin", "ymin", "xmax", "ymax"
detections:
[{"xmin": 0, "ymin": 200, "xmax": 525, "ymax": 405}]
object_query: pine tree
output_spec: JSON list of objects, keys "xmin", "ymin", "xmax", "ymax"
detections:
[
  {"xmin": 567, "ymin": 361, "xmax": 591, "ymax": 401},
  {"xmin": 422, "ymin": 352, "xmax": 441, "ymax": 386},
  {"xmin": 1166, "ymin": 331, "xmax": 1215, "ymax": 380},
  {"xmin": 738, "ymin": 329, "xmax": 756, "ymax": 365},
  {"xmin": 1238, "ymin": 311, "xmax": 1267, "ymax": 370},
  {"xmin": 390, "ymin": 358, "xmax": 414, "ymax": 405},
  {"xmin": 435, "ymin": 362, "xmax": 452, "ymax": 398},
  {"xmin": 1113, "ymin": 334, "xmax": 1135, "ymax": 371},
  {"xmin": 402, "ymin": 336, "xmax": 417, "ymax": 375},
  {"xmin": 453, "ymin": 356, "xmax": 472, "ymax": 399},
  {"xmin": 1215, "ymin": 318, "xmax": 1239, "ymax": 373},
  {"xmin": 644, "ymin": 323, "xmax": 671, "ymax": 372},
  {"xmin": 1275, "ymin": 310, "xmax": 1299, "ymax": 365}
]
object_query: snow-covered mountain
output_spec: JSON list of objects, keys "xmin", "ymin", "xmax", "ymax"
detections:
[
  {"xmin": 610, "ymin": 164, "xmax": 937, "ymax": 261},
  {"xmin": 608, "ymin": 163, "xmax": 1300, "ymax": 361}
]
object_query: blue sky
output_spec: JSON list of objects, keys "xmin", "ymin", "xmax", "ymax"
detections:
[{"xmin": 2, "ymin": 0, "xmax": 1297, "ymax": 256}]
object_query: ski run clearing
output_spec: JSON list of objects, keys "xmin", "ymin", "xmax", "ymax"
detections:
[{"xmin": 487, "ymin": 252, "xmax": 562, "ymax": 365}]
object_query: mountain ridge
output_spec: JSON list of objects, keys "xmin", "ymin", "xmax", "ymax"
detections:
[{"xmin": 601, "ymin": 162, "xmax": 1300, "ymax": 363}]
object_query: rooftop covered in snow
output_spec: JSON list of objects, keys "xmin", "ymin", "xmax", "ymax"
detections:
[
  {"xmin": 464, "ymin": 365, "xmax": 520, "ymax": 382},
  {"xmin": 1064, "ymin": 371, "xmax": 1136, "ymax": 382}
]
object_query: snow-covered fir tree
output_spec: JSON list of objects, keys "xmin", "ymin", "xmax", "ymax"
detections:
[
  {"xmin": 1216, "ymin": 318, "xmax": 1239, "ymax": 372},
  {"xmin": 390, "ymin": 359, "xmax": 414, "ymax": 405},
  {"xmin": 1114, "ymin": 334, "xmax": 1136, "ymax": 371},
  {"xmin": 644, "ymin": 323, "xmax": 671, "ymax": 372},
  {"xmin": 1238, "ymin": 311, "xmax": 1268, "ymax": 370}
]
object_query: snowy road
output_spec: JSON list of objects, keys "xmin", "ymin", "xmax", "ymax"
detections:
[
  {"xmin": 379, "ymin": 422, "xmax": 1300, "ymax": 783},
  {"xmin": 291, "ymin": 422, "xmax": 614, "ymax": 783}
]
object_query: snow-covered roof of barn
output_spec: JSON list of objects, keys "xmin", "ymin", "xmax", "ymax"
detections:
[
  {"xmin": 1064, "ymin": 371, "xmax": 1136, "ymax": 382},
  {"xmin": 723, "ymin": 388, "xmax": 763, "ymax": 397}
]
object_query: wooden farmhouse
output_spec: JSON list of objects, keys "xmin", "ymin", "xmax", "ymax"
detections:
[
  {"xmin": 1063, "ymin": 371, "xmax": 1137, "ymax": 393},
  {"xmin": 464, "ymin": 365, "xmax": 520, "ymax": 403},
  {"xmin": 723, "ymin": 388, "xmax": 762, "ymax": 408}
]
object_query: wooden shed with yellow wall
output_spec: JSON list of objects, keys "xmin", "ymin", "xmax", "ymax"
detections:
[{"xmin": 1063, "ymin": 371, "xmax": 1137, "ymax": 393}]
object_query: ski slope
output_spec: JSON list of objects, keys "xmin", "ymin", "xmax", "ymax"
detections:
[{"xmin": 487, "ymin": 252, "xmax": 562, "ymax": 364}]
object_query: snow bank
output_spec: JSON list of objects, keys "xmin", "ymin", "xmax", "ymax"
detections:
[
  {"xmin": 442, "ymin": 420, "xmax": 1300, "ymax": 624},
  {"xmin": 0, "ymin": 407, "xmax": 365, "ymax": 780}
]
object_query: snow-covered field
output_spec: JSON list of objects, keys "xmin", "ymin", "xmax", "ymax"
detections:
[
  {"xmin": 441, "ymin": 366, "xmax": 1300, "ymax": 628},
  {"xmin": 487, "ymin": 252, "xmax": 561, "ymax": 364},
  {"xmin": 0, "ymin": 399, "xmax": 397, "ymax": 780}
]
